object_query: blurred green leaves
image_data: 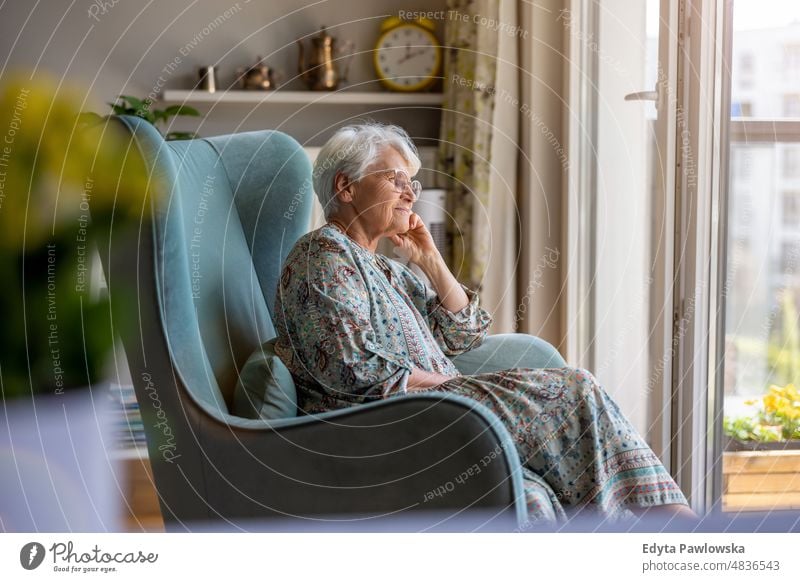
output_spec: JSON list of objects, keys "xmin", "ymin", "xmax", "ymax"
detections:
[{"xmin": 0, "ymin": 74, "xmax": 156, "ymax": 398}]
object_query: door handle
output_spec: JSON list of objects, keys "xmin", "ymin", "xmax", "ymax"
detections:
[{"xmin": 624, "ymin": 90, "xmax": 658, "ymax": 101}]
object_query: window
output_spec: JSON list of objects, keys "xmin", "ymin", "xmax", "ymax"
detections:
[
  {"xmin": 737, "ymin": 192, "xmax": 753, "ymax": 227},
  {"xmin": 737, "ymin": 53, "xmax": 754, "ymax": 89},
  {"xmin": 731, "ymin": 101, "xmax": 753, "ymax": 117},
  {"xmin": 784, "ymin": 43, "xmax": 800, "ymax": 73},
  {"xmin": 740, "ymin": 52, "xmax": 754, "ymax": 74},
  {"xmin": 784, "ymin": 94, "xmax": 800, "ymax": 117},
  {"xmin": 783, "ymin": 147, "xmax": 800, "ymax": 179},
  {"xmin": 732, "ymin": 147, "xmax": 752, "ymax": 179},
  {"xmin": 781, "ymin": 240, "xmax": 800, "ymax": 272},
  {"xmin": 720, "ymin": 6, "xmax": 800, "ymax": 515},
  {"xmin": 782, "ymin": 191, "xmax": 800, "ymax": 226}
]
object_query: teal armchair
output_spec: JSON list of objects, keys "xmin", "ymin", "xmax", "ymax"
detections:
[{"xmin": 99, "ymin": 115, "xmax": 566, "ymax": 531}]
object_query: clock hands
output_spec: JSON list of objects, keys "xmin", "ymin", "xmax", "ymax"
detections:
[{"xmin": 398, "ymin": 48, "xmax": 429, "ymax": 65}]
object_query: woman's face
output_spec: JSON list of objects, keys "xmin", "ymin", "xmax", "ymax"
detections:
[{"xmin": 345, "ymin": 147, "xmax": 418, "ymax": 238}]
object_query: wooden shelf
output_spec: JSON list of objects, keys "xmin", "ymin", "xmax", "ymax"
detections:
[{"xmin": 162, "ymin": 89, "xmax": 444, "ymax": 106}]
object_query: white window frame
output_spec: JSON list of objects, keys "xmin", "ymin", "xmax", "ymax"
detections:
[
  {"xmin": 564, "ymin": 0, "xmax": 599, "ymax": 372},
  {"xmin": 669, "ymin": 0, "xmax": 729, "ymax": 514}
]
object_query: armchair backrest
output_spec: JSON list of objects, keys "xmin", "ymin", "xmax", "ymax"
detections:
[
  {"xmin": 93, "ymin": 116, "xmax": 314, "ymax": 524},
  {"xmin": 111, "ymin": 115, "xmax": 312, "ymax": 416}
]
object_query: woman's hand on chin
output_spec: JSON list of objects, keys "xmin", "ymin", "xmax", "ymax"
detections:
[
  {"xmin": 389, "ymin": 212, "xmax": 440, "ymax": 266},
  {"xmin": 391, "ymin": 213, "xmax": 470, "ymax": 313}
]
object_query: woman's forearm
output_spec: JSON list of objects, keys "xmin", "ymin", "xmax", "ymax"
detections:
[
  {"xmin": 417, "ymin": 254, "xmax": 469, "ymax": 313},
  {"xmin": 406, "ymin": 367, "xmax": 455, "ymax": 391}
]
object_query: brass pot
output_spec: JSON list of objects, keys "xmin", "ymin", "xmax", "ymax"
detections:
[
  {"xmin": 237, "ymin": 56, "xmax": 278, "ymax": 90},
  {"xmin": 297, "ymin": 26, "xmax": 340, "ymax": 91}
]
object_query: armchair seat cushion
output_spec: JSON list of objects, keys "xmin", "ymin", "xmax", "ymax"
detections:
[
  {"xmin": 233, "ymin": 338, "xmax": 298, "ymax": 419},
  {"xmin": 451, "ymin": 333, "xmax": 567, "ymax": 375}
]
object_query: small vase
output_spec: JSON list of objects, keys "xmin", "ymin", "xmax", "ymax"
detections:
[{"xmin": 0, "ymin": 387, "xmax": 121, "ymax": 532}]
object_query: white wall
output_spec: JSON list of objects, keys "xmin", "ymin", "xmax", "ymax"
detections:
[
  {"xmin": 0, "ymin": 0, "xmax": 446, "ymax": 145},
  {"xmin": 0, "ymin": 0, "xmax": 451, "ymax": 391}
]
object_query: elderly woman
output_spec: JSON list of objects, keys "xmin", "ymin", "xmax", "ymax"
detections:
[{"xmin": 273, "ymin": 123, "xmax": 692, "ymax": 522}]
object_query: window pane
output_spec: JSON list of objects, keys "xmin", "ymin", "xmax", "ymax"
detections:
[
  {"xmin": 722, "ymin": 1, "xmax": 800, "ymax": 513},
  {"xmin": 731, "ymin": 1, "xmax": 800, "ymax": 118},
  {"xmin": 783, "ymin": 190, "xmax": 800, "ymax": 226}
]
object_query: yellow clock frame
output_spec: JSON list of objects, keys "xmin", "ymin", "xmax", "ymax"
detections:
[{"xmin": 374, "ymin": 18, "xmax": 442, "ymax": 92}]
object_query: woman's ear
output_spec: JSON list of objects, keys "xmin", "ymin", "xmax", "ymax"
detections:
[{"xmin": 334, "ymin": 171, "xmax": 355, "ymax": 204}]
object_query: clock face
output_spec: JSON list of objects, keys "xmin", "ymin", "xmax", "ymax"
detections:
[{"xmin": 375, "ymin": 24, "xmax": 440, "ymax": 91}]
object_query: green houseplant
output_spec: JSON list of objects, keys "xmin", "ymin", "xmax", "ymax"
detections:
[
  {"xmin": 106, "ymin": 95, "xmax": 200, "ymax": 141},
  {"xmin": 0, "ymin": 75, "xmax": 154, "ymax": 399}
]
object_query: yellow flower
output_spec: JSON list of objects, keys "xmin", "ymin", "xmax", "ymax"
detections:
[
  {"xmin": 768, "ymin": 384, "xmax": 787, "ymax": 397},
  {"xmin": 760, "ymin": 384, "xmax": 800, "ymax": 423},
  {"xmin": 0, "ymin": 74, "xmax": 154, "ymax": 251},
  {"xmin": 763, "ymin": 393, "xmax": 780, "ymax": 414}
]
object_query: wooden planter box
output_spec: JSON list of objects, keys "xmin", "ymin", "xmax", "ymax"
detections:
[{"xmin": 722, "ymin": 451, "xmax": 800, "ymax": 511}]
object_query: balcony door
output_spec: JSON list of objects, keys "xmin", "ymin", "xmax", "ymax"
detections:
[{"xmin": 565, "ymin": 0, "xmax": 683, "ymax": 472}]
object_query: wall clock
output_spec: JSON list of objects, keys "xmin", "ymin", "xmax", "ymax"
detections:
[{"xmin": 374, "ymin": 17, "xmax": 442, "ymax": 92}]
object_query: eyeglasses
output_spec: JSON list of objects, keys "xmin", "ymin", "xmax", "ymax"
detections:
[
  {"xmin": 348, "ymin": 168, "xmax": 423, "ymax": 200},
  {"xmin": 387, "ymin": 169, "xmax": 422, "ymax": 200},
  {"xmin": 364, "ymin": 168, "xmax": 421, "ymax": 201}
]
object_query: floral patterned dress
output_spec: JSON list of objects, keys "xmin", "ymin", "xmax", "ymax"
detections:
[{"xmin": 273, "ymin": 224, "xmax": 689, "ymax": 522}]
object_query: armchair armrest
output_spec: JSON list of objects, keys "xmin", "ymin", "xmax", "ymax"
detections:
[
  {"xmin": 164, "ymin": 393, "xmax": 527, "ymax": 529},
  {"xmin": 451, "ymin": 333, "xmax": 567, "ymax": 375}
]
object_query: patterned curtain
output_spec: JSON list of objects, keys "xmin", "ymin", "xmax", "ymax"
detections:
[{"xmin": 437, "ymin": 0, "xmax": 500, "ymax": 291}]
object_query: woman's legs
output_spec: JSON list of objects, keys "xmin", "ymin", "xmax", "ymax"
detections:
[
  {"xmin": 511, "ymin": 367, "xmax": 690, "ymax": 517},
  {"xmin": 436, "ymin": 367, "xmax": 691, "ymax": 520}
]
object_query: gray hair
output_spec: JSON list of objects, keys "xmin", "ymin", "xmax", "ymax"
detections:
[{"xmin": 312, "ymin": 122, "xmax": 421, "ymax": 219}]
